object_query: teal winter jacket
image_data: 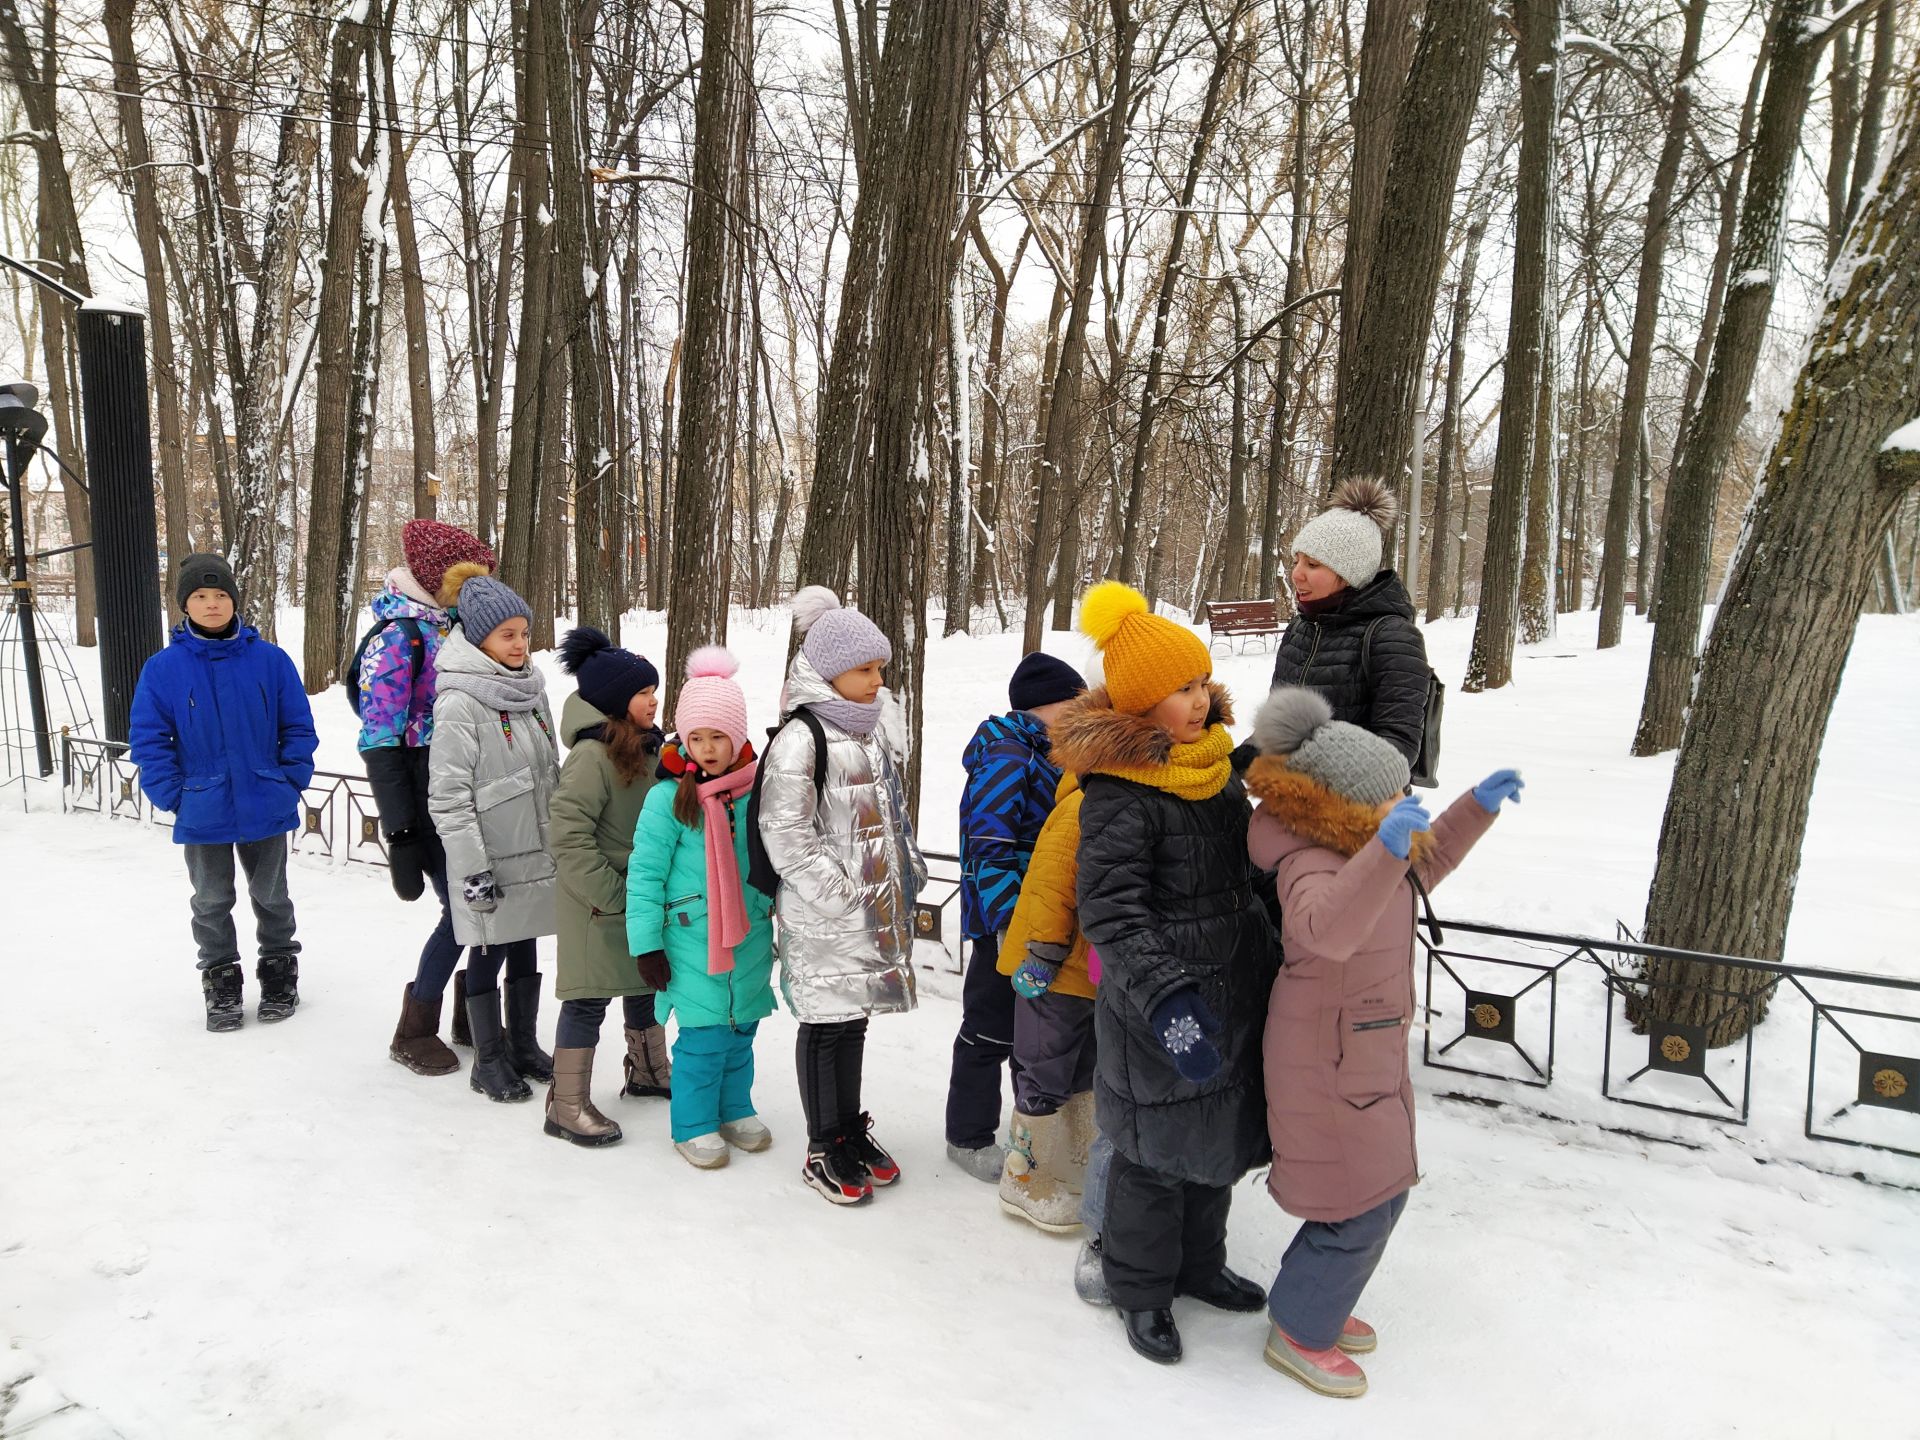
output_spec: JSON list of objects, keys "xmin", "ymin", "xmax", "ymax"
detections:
[{"xmin": 625, "ymin": 777, "xmax": 777, "ymax": 1031}]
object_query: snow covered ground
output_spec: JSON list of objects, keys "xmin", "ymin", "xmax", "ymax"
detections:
[{"xmin": 3, "ymin": 604, "xmax": 1917, "ymax": 1437}]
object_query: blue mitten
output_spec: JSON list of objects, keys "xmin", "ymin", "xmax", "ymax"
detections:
[
  {"xmin": 1377, "ymin": 796, "xmax": 1432, "ymax": 860},
  {"xmin": 1011, "ymin": 956, "xmax": 1061, "ymax": 1000},
  {"xmin": 1150, "ymin": 989, "xmax": 1222, "ymax": 1084},
  {"xmin": 1473, "ymin": 769, "xmax": 1525, "ymax": 813}
]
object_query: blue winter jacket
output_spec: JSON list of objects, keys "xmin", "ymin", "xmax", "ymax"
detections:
[
  {"xmin": 958, "ymin": 711, "xmax": 1061, "ymax": 940},
  {"xmin": 129, "ymin": 622, "xmax": 319, "ymax": 845}
]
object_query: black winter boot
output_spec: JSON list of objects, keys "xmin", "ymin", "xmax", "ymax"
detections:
[
  {"xmin": 256, "ymin": 955, "xmax": 299, "ymax": 1022},
  {"xmin": 1120, "ymin": 1308, "xmax": 1183, "ymax": 1364},
  {"xmin": 450, "ymin": 968, "xmax": 473, "ymax": 1046},
  {"xmin": 465, "ymin": 986, "xmax": 532, "ymax": 1103},
  {"xmin": 202, "ymin": 962, "xmax": 245, "ymax": 1033},
  {"xmin": 504, "ymin": 972, "xmax": 553, "ymax": 1083}
]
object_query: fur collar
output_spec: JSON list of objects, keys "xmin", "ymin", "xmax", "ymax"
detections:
[
  {"xmin": 1244, "ymin": 754, "xmax": 1431, "ymax": 863},
  {"xmin": 1050, "ymin": 682, "xmax": 1234, "ymax": 775}
]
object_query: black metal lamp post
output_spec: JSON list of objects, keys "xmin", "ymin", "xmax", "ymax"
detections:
[{"xmin": 0, "ymin": 382, "xmax": 55, "ymax": 777}]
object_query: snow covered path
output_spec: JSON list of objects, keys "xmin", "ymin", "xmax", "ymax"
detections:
[{"xmin": 3, "ymin": 804, "xmax": 1916, "ymax": 1438}]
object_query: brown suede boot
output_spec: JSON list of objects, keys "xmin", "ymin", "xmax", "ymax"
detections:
[
  {"xmin": 544, "ymin": 1047, "xmax": 623, "ymax": 1146},
  {"xmin": 389, "ymin": 984, "xmax": 459, "ymax": 1075},
  {"xmin": 621, "ymin": 1024, "xmax": 672, "ymax": 1098},
  {"xmin": 449, "ymin": 969, "xmax": 472, "ymax": 1047}
]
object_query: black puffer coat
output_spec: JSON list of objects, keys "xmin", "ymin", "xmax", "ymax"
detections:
[
  {"xmin": 1270, "ymin": 569, "xmax": 1429, "ymax": 764},
  {"xmin": 1056, "ymin": 684, "xmax": 1280, "ymax": 1188}
]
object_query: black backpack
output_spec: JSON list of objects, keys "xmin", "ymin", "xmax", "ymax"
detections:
[
  {"xmin": 744, "ymin": 706, "xmax": 830, "ymax": 899},
  {"xmin": 1363, "ymin": 616, "xmax": 1444, "ymax": 789},
  {"xmin": 345, "ymin": 616, "xmax": 427, "ymax": 718}
]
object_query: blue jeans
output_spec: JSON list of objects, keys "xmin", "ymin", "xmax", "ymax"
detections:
[
  {"xmin": 671, "ymin": 1022, "xmax": 759, "ymax": 1142},
  {"xmin": 1267, "ymin": 1191, "xmax": 1410, "ymax": 1350}
]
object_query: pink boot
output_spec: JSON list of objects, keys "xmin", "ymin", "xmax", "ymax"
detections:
[
  {"xmin": 1336, "ymin": 1316, "xmax": 1377, "ymax": 1355},
  {"xmin": 1263, "ymin": 1324, "xmax": 1368, "ymax": 1398}
]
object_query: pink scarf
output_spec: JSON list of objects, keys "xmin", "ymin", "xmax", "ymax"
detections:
[{"xmin": 697, "ymin": 760, "xmax": 759, "ymax": 975}]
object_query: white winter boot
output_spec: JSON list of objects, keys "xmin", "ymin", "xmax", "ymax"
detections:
[
  {"xmin": 998, "ymin": 1110, "xmax": 1083, "ymax": 1234},
  {"xmin": 1059, "ymin": 1089, "xmax": 1095, "ymax": 1194},
  {"xmin": 675, "ymin": 1132, "xmax": 730, "ymax": 1169}
]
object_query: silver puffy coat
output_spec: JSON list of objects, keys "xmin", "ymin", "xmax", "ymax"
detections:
[
  {"xmin": 427, "ymin": 629, "xmax": 561, "ymax": 948},
  {"xmin": 758, "ymin": 654, "xmax": 927, "ymax": 1023}
]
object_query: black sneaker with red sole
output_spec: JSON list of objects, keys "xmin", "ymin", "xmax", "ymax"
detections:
[
  {"xmin": 844, "ymin": 1112, "xmax": 901, "ymax": 1186},
  {"xmin": 803, "ymin": 1140, "xmax": 874, "ymax": 1205}
]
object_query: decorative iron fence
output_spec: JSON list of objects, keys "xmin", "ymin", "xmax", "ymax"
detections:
[{"xmin": 57, "ymin": 733, "xmax": 1920, "ymax": 1163}]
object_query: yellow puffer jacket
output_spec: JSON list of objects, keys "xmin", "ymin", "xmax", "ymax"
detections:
[{"xmin": 999, "ymin": 772, "xmax": 1095, "ymax": 1000}]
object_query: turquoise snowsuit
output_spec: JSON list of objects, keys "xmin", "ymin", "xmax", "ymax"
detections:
[{"xmin": 626, "ymin": 774, "xmax": 776, "ymax": 1140}]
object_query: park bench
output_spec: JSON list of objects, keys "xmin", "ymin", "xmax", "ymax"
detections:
[{"xmin": 1201, "ymin": 597, "xmax": 1282, "ymax": 654}]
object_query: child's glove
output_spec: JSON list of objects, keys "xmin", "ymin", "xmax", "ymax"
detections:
[
  {"xmin": 1472, "ymin": 769, "xmax": 1525, "ymax": 814},
  {"xmin": 636, "ymin": 950, "xmax": 671, "ymax": 989},
  {"xmin": 1378, "ymin": 796, "xmax": 1432, "ymax": 860},
  {"xmin": 386, "ymin": 830, "xmax": 430, "ymax": 903},
  {"xmin": 462, "ymin": 871, "xmax": 498, "ymax": 913},
  {"xmin": 1011, "ymin": 953, "xmax": 1062, "ymax": 1000},
  {"xmin": 1149, "ymin": 989, "xmax": 1222, "ymax": 1084}
]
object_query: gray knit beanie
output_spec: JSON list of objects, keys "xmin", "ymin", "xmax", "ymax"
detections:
[
  {"xmin": 1291, "ymin": 477, "xmax": 1398, "ymax": 590},
  {"xmin": 453, "ymin": 575, "xmax": 532, "ymax": 644},
  {"xmin": 1253, "ymin": 685, "xmax": 1409, "ymax": 807},
  {"xmin": 791, "ymin": 585, "xmax": 892, "ymax": 679}
]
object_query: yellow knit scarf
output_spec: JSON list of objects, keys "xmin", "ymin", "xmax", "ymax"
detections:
[{"xmin": 1093, "ymin": 723, "xmax": 1236, "ymax": 801}]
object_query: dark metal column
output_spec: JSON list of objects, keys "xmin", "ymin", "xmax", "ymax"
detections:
[{"xmin": 76, "ymin": 302, "xmax": 163, "ymax": 743}]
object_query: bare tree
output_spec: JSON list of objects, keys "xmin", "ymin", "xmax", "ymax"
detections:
[{"xmin": 1638, "ymin": 71, "xmax": 1920, "ymax": 1044}]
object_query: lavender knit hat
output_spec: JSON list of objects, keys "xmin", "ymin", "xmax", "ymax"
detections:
[{"xmin": 791, "ymin": 585, "xmax": 891, "ymax": 680}]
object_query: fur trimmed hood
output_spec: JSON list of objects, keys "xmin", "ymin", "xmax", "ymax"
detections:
[
  {"xmin": 1245, "ymin": 753, "xmax": 1431, "ymax": 864},
  {"xmin": 1050, "ymin": 681, "xmax": 1234, "ymax": 776}
]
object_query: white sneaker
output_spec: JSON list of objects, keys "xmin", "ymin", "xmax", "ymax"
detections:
[
  {"xmin": 675, "ymin": 1132, "xmax": 730, "ymax": 1169},
  {"xmin": 720, "ymin": 1116, "xmax": 772, "ymax": 1152}
]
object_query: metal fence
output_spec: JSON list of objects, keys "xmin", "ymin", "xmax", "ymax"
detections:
[{"xmin": 58, "ymin": 732, "xmax": 1920, "ymax": 1162}]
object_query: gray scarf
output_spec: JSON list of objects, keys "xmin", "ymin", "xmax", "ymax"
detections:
[
  {"xmin": 811, "ymin": 695, "xmax": 883, "ymax": 739},
  {"xmin": 438, "ymin": 662, "xmax": 547, "ymax": 714}
]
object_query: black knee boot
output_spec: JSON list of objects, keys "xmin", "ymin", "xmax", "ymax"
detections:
[{"xmin": 504, "ymin": 972, "xmax": 554, "ymax": 1082}]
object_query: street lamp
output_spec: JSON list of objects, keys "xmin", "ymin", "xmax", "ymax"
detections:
[{"xmin": 0, "ymin": 381, "xmax": 56, "ymax": 777}]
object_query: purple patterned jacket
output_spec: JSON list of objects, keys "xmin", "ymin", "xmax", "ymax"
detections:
[{"xmin": 355, "ymin": 568, "xmax": 452, "ymax": 753}]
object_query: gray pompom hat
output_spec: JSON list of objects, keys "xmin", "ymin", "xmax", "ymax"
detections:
[{"xmin": 1252, "ymin": 685, "xmax": 1409, "ymax": 807}]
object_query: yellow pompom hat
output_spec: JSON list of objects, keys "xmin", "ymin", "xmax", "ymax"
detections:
[{"xmin": 1077, "ymin": 580, "xmax": 1212, "ymax": 715}]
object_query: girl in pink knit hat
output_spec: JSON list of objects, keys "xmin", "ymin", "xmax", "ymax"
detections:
[{"xmin": 625, "ymin": 647, "xmax": 779, "ymax": 1169}]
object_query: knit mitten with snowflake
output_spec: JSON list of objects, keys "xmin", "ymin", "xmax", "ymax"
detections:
[{"xmin": 1149, "ymin": 989, "xmax": 1222, "ymax": 1084}]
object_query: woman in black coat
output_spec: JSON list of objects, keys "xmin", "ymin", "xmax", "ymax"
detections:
[{"xmin": 1270, "ymin": 478, "xmax": 1430, "ymax": 766}]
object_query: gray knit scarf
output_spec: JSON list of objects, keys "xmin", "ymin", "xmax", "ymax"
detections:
[
  {"xmin": 437, "ymin": 663, "xmax": 548, "ymax": 714},
  {"xmin": 811, "ymin": 695, "xmax": 883, "ymax": 739}
]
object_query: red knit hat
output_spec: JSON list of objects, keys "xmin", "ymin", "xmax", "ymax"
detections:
[{"xmin": 401, "ymin": 519, "xmax": 494, "ymax": 607}]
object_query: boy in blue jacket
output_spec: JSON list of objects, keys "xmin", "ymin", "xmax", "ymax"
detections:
[
  {"xmin": 944, "ymin": 651, "xmax": 1085, "ymax": 1181},
  {"xmin": 130, "ymin": 554, "xmax": 318, "ymax": 1032}
]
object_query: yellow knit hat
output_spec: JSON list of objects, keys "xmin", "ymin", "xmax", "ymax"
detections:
[{"xmin": 1078, "ymin": 581, "xmax": 1212, "ymax": 715}]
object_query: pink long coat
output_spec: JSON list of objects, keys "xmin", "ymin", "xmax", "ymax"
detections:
[{"xmin": 1246, "ymin": 759, "xmax": 1495, "ymax": 1224}]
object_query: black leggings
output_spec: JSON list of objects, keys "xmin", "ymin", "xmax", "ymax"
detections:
[
  {"xmin": 555, "ymin": 994, "xmax": 658, "ymax": 1049},
  {"xmin": 797, "ymin": 1018, "xmax": 869, "ymax": 1144},
  {"xmin": 463, "ymin": 938, "xmax": 537, "ymax": 994}
]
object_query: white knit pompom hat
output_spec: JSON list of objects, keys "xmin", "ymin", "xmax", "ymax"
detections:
[{"xmin": 1290, "ymin": 478, "xmax": 1399, "ymax": 589}]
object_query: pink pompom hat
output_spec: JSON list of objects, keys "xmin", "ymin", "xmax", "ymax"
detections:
[{"xmin": 674, "ymin": 646, "xmax": 750, "ymax": 753}]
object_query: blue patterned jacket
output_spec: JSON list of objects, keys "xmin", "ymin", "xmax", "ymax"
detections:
[{"xmin": 958, "ymin": 711, "xmax": 1061, "ymax": 941}]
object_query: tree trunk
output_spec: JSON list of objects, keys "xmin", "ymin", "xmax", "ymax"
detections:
[
  {"xmin": 502, "ymin": 0, "xmax": 552, "ymax": 604},
  {"xmin": 666, "ymin": 0, "xmax": 755, "ymax": 684},
  {"xmin": 943, "ymin": 261, "xmax": 974, "ymax": 634},
  {"xmin": 969, "ymin": 219, "xmax": 1021, "ymax": 615},
  {"xmin": 1329, "ymin": 0, "xmax": 1494, "ymax": 492},
  {"xmin": 1633, "ymin": 0, "xmax": 1844, "ymax": 756},
  {"xmin": 1464, "ymin": 0, "xmax": 1559, "ymax": 692},
  {"xmin": 1426, "ymin": 194, "xmax": 1488, "ymax": 620},
  {"xmin": 303, "ymin": 13, "xmax": 374, "ymax": 690},
  {"xmin": 1596, "ymin": 0, "xmax": 1709, "ymax": 649},
  {"xmin": 1638, "ymin": 76, "xmax": 1920, "ymax": 1045},
  {"xmin": 0, "ymin": 0, "xmax": 95, "ymax": 644},
  {"xmin": 1114, "ymin": 2, "xmax": 1240, "ymax": 586},
  {"xmin": 541, "ymin": 0, "xmax": 615, "ymax": 635},
  {"xmin": 842, "ymin": 0, "xmax": 984, "ymax": 810},
  {"xmin": 382, "ymin": 11, "xmax": 437, "ymax": 522},
  {"xmin": 1519, "ymin": 269, "xmax": 1559, "ymax": 644},
  {"xmin": 1258, "ymin": 0, "xmax": 1316, "ymax": 600},
  {"xmin": 1334, "ymin": 0, "xmax": 1421, "ymax": 451},
  {"xmin": 102, "ymin": 0, "xmax": 190, "ymax": 593}
]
